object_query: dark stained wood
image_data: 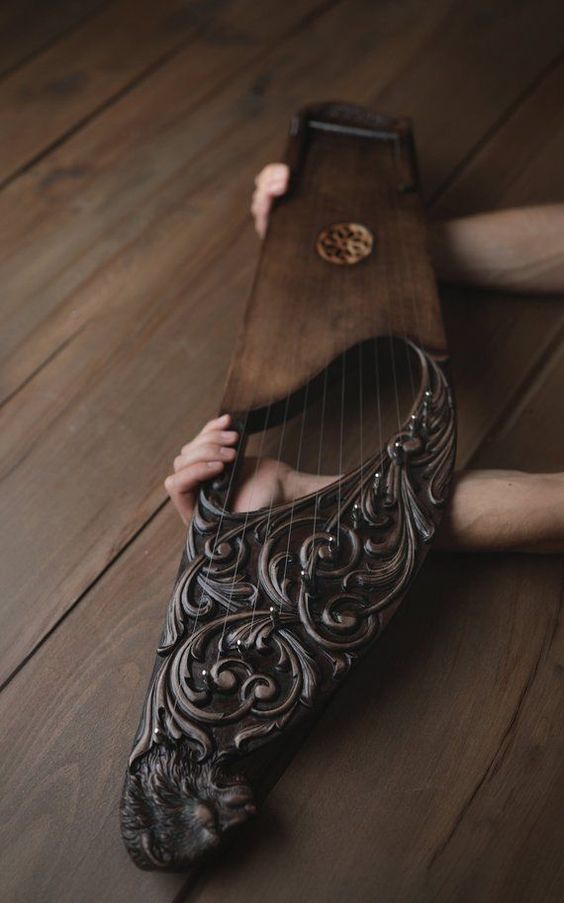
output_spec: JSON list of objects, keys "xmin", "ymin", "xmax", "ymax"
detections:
[
  {"xmin": 223, "ymin": 105, "xmax": 445, "ymax": 416},
  {"xmin": 0, "ymin": 509, "xmax": 190, "ymax": 903},
  {"xmin": 472, "ymin": 339, "xmax": 564, "ymax": 472},
  {"xmin": 0, "ymin": 0, "xmax": 105, "ymax": 79},
  {"xmin": 120, "ymin": 103, "xmax": 457, "ymax": 871},
  {"xmin": 0, "ymin": 0, "xmax": 346, "ymax": 685},
  {"xmin": 0, "ymin": 0, "xmax": 448, "ymax": 401},
  {"xmin": 0, "ymin": 0, "xmax": 563, "ymax": 899},
  {"xmin": 421, "ymin": 353, "xmax": 564, "ymax": 902},
  {"xmin": 0, "ymin": 0, "xmax": 451, "ymax": 685},
  {"xmin": 433, "ymin": 54, "xmax": 564, "ymax": 215},
  {"xmin": 2, "ymin": 0, "xmax": 564, "ymax": 688}
]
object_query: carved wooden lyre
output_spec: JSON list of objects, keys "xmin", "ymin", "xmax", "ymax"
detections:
[{"xmin": 121, "ymin": 102, "xmax": 456, "ymax": 870}]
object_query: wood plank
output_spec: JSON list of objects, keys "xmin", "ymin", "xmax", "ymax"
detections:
[
  {"xmin": 0, "ymin": 0, "xmax": 105, "ymax": 79},
  {"xmin": 471, "ymin": 339, "xmax": 564, "ymax": 473},
  {"xmin": 0, "ymin": 0, "xmax": 258, "ymax": 187},
  {"xmin": 0, "ymin": 0, "xmax": 458, "ymax": 684},
  {"xmin": 433, "ymin": 49, "xmax": 564, "ymax": 215},
  {"xmin": 1, "ymin": 504, "xmax": 558, "ymax": 903},
  {"xmin": 434, "ymin": 52, "xmax": 564, "ymax": 461},
  {"xmin": 420, "ymin": 349, "xmax": 564, "ymax": 903},
  {"xmin": 0, "ymin": 506, "xmax": 189, "ymax": 903},
  {"xmin": 428, "ymin": 41, "xmax": 564, "ymax": 476},
  {"xmin": 445, "ymin": 287, "xmax": 563, "ymax": 464}
]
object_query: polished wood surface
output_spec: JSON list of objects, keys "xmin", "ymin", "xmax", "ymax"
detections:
[
  {"xmin": 1, "ymin": 1, "xmax": 563, "ymax": 901},
  {"xmin": 223, "ymin": 106, "xmax": 445, "ymax": 416}
]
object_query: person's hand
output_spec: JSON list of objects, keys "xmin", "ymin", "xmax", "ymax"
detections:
[
  {"xmin": 436, "ymin": 470, "xmax": 564, "ymax": 553},
  {"xmin": 164, "ymin": 415, "xmax": 238, "ymax": 524},
  {"xmin": 251, "ymin": 163, "xmax": 289, "ymax": 238},
  {"xmin": 164, "ymin": 414, "xmax": 291, "ymax": 524}
]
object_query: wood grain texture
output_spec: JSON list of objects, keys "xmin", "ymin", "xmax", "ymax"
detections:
[
  {"xmin": 188, "ymin": 554, "xmax": 562, "ymax": 903},
  {"xmin": 0, "ymin": 0, "xmax": 346, "ymax": 686},
  {"xmin": 2, "ymin": 0, "xmax": 564, "ymax": 687},
  {"xmin": 0, "ymin": 0, "xmax": 243, "ymax": 186},
  {"xmin": 223, "ymin": 106, "xmax": 445, "ymax": 415},
  {"xmin": 0, "ymin": 0, "xmax": 456, "ymax": 686},
  {"xmin": 118, "ymin": 107, "xmax": 456, "ymax": 865},
  {"xmin": 0, "ymin": 509, "xmax": 189, "ymax": 903},
  {"xmin": 0, "ymin": 0, "xmax": 105, "ymax": 79},
  {"xmin": 0, "ymin": 0, "xmax": 445, "ymax": 399},
  {"xmin": 1, "ymin": 0, "xmax": 563, "ymax": 900}
]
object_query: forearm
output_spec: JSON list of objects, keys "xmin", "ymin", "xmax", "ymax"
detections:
[
  {"xmin": 436, "ymin": 470, "xmax": 564, "ymax": 553},
  {"xmin": 430, "ymin": 205, "xmax": 564, "ymax": 294},
  {"xmin": 284, "ymin": 468, "xmax": 564, "ymax": 554}
]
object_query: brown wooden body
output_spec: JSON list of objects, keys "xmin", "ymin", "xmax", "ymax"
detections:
[
  {"xmin": 223, "ymin": 103, "xmax": 446, "ymax": 420},
  {"xmin": 121, "ymin": 103, "xmax": 456, "ymax": 872}
]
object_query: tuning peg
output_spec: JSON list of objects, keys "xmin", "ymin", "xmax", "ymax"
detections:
[
  {"xmin": 392, "ymin": 438, "xmax": 405, "ymax": 463},
  {"xmin": 300, "ymin": 567, "xmax": 315, "ymax": 594},
  {"xmin": 201, "ymin": 668, "xmax": 213, "ymax": 689},
  {"xmin": 352, "ymin": 502, "xmax": 364, "ymax": 528}
]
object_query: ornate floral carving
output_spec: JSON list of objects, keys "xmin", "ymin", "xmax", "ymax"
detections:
[{"xmin": 121, "ymin": 341, "xmax": 455, "ymax": 870}]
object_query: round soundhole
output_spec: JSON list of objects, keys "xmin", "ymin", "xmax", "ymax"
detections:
[{"xmin": 316, "ymin": 222, "xmax": 373, "ymax": 265}]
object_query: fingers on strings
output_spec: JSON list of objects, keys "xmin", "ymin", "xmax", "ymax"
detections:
[{"xmin": 164, "ymin": 415, "xmax": 239, "ymax": 515}]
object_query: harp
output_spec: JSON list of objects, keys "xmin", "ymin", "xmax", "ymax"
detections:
[{"xmin": 120, "ymin": 102, "xmax": 456, "ymax": 870}]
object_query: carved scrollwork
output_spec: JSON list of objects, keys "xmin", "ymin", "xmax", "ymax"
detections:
[{"xmin": 121, "ymin": 340, "xmax": 455, "ymax": 870}]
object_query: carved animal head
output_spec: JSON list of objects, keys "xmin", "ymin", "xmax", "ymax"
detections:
[{"xmin": 120, "ymin": 743, "xmax": 256, "ymax": 870}]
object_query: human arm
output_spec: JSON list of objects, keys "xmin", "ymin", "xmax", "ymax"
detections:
[{"xmin": 165, "ymin": 419, "xmax": 564, "ymax": 554}]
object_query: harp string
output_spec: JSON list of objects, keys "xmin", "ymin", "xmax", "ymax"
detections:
[
  {"xmin": 168, "ymin": 406, "xmax": 252, "ymax": 726},
  {"xmin": 277, "ymin": 375, "xmax": 311, "ymax": 612},
  {"xmin": 214, "ymin": 399, "xmax": 276, "ymax": 661},
  {"xmin": 374, "ymin": 153, "xmax": 404, "ymax": 437},
  {"xmin": 309, "ymin": 360, "xmax": 330, "ymax": 566},
  {"xmin": 172, "ymin": 139, "xmax": 424, "ymax": 718},
  {"xmin": 217, "ymin": 385, "xmax": 292, "ymax": 654},
  {"xmin": 214, "ymin": 217, "xmax": 316, "ymax": 656},
  {"xmin": 335, "ymin": 346, "xmax": 347, "ymax": 544},
  {"xmin": 358, "ymin": 338, "xmax": 364, "ymax": 505},
  {"xmin": 393, "ymin": 138, "xmax": 421, "ymax": 405}
]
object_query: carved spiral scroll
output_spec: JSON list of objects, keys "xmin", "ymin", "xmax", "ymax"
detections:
[{"xmin": 121, "ymin": 340, "xmax": 456, "ymax": 870}]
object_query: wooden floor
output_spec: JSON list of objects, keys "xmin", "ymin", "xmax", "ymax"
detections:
[{"xmin": 1, "ymin": 1, "xmax": 564, "ymax": 901}]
